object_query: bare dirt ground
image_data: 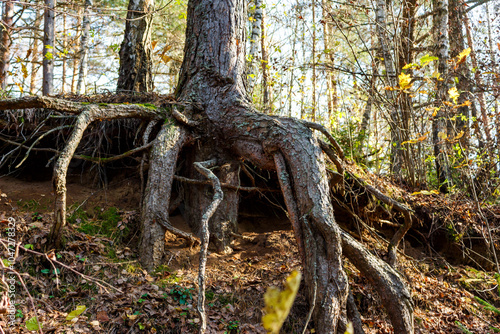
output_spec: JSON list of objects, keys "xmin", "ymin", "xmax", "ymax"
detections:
[{"xmin": 1, "ymin": 175, "xmax": 499, "ymax": 333}]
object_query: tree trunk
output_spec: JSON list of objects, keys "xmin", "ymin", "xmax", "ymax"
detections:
[
  {"xmin": 43, "ymin": 0, "xmax": 55, "ymax": 96},
  {"xmin": 311, "ymin": 0, "xmax": 316, "ymax": 122},
  {"xmin": 375, "ymin": 0, "xmax": 403, "ymax": 175},
  {"xmin": 449, "ymin": 0, "xmax": 469, "ymax": 147},
  {"xmin": 260, "ymin": 8, "xmax": 272, "ymax": 113},
  {"xmin": 0, "ymin": 0, "xmax": 14, "ymax": 90},
  {"xmin": 30, "ymin": 9, "xmax": 42, "ymax": 95},
  {"xmin": 117, "ymin": 0, "xmax": 154, "ymax": 93},
  {"xmin": 432, "ymin": 0, "xmax": 451, "ymax": 193},
  {"xmin": 76, "ymin": 0, "xmax": 92, "ymax": 95},
  {"xmin": 144, "ymin": 0, "xmax": 352, "ymax": 330},
  {"xmin": 247, "ymin": 0, "xmax": 262, "ymax": 94}
]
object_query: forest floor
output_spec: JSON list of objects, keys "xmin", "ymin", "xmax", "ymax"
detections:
[{"xmin": 1, "ymin": 173, "xmax": 500, "ymax": 333}]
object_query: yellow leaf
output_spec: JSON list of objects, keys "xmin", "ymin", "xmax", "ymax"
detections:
[
  {"xmin": 448, "ymin": 87, "xmax": 460, "ymax": 103},
  {"xmin": 344, "ymin": 322, "xmax": 354, "ymax": 334},
  {"xmin": 454, "ymin": 131, "xmax": 464, "ymax": 140},
  {"xmin": 161, "ymin": 55, "xmax": 172, "ymax": 63},
  {"xmin": 398, "ymin": 72, "xmax": 412, "ymax": 89},
  {"xmin": 66, "ymin": 305, "xmax": 86, "ymax": 321},
  {"xmin": 438, "ymin": 132, "xmax": 447, "ymax": 140},
  {"xmin": 249, "ymin": 16, "xmax": 256, "ymax": 22},
  {"xmin": 21, "ymin": 63, "xmax": 28, "ymax": 79},
  {"xmin": 456, "ymin": 47, "xmax": 471, "ymax": 64},
  {"xmin": 262, "ymin": 271, "xmax": 301, "ymax": 334},
  {"xmin": 411, "ymin": 190, "xmax": 439, "ymax": 196},
  {"xmin": 151, "ymin": 40, "xmax": 158, "ymax": 50},
  {"xmin": 14, "ymin": 82, "xmax": 23, "ymax": 94}
]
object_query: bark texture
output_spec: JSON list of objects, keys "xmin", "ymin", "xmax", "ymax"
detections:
[
  {"xmin": 0, "ymin": 0, "xmax": 14, "ymax": 90},
  {"xmin": 43, "ymin": 0, "xmax": 55, "ymax": 96},
  {"xmin": 117, "ymin": 0, "xmax": 154, "ymax": 93},
  {"xmin": 76, "ymin": 0, "xmax": 92, "ymax": 95},
  {"xmin": 432, "ymin": 0, "xmax": 452, "ymax": 193}
]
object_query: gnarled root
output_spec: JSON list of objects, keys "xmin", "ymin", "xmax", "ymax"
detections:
[
  {"xmin": 50, "ymin": 109, "xmax": 94, "ymax": 248},
  {"xmin": 341, "ymin": 230, "xmax": 414, "ymax": 333},
  {"xmin": 193, "ymin": 159, "xmax": 223, "ymax": 334},
  {"xmin": 139, "ymin": 123, "xmax": 189, "ymax": 270}
]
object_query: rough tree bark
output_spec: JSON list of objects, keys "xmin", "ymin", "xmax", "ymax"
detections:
[
  {"xmin": 375, "ymin": 0, "xmax": 403, "ymax": 175},
  {"xmin": 432, "ymin": 0, "xmax": 452, "ymax": 193},
  {"xmin": 117, "ymin": 0, "xmax": 154, "ymax": 93},
  {"xmin": 247, "ymin": 0, "xmax": 262, "ymax": 93},
  {"xmin": 0, "ymin": 0, "xmax": 14, "ymax": 90},
  {"xmin": 76, "ymin": 0, "xmax": 92, "ymax": 95},
  {"xmin": 43, "ymin": 0, "xmax": 55, "ymax": 96}
]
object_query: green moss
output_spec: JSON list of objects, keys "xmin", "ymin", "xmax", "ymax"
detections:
[
  {"xmin": 135, "ymin": 103, "xmax": 157, "ymax": 110},
  {"xmin": 98, "ymin": 103, "xmax": 108, "ymax": 107}
]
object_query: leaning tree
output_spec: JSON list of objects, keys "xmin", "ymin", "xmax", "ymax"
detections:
[{"xmin": 0, "ymin": 0, "xmax": 413, "ymax": 332}]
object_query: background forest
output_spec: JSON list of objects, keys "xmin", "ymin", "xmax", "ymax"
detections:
[{"xmin": 1, "ymin": 0, "xmax": 500, "ymax": 333}]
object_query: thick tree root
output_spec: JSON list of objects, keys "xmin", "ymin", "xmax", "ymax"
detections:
[
  {"xmin": 341, "ymin": 230, "xmax": 414, "ymax": 333},
  {"xmin": 50, "ymin": 109, "xmax": 94, "ymax": 248},
  {"xmin": 193, "ymin": 159, "xmax": 223, "ymax": 334},
  {"xmin": 139, "ymin": 123, "xmax": 189, "ymax": 270},
  {"xmin": 273, "ymin": 152, "xmax": 305, "ymax": 260}
]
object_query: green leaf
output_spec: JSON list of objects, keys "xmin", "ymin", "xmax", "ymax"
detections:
[
  {"xmin": 24, "ymin": 244, "xmax": 34, "ymax": 250},
  {"xmin": 26, "ymin": 317, "xmax": 42, "ymax": 331},
  {"xmin": 40, "ymin": 269, "xmax": 50, "ymax": 274},
  {"xmin": 419, "ymin": 54, "xmax": 438, "ymax": 67},
  {"xmin": 66, "ymin": 305, "xmax": 86, "ymax": 321}
]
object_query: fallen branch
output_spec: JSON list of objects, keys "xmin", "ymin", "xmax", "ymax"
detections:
[{"xmin": 193, "ymin": 159, "xmax": 223, "ymax": 334}]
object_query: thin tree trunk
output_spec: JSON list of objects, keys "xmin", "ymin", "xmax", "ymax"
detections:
[
  {"xmin": 432, "ymin": 0, "xmax": 452, "ymax": 193},
  {"xmin": 71, "ymin": 6, "xmax": 83, "ymax": 94},
  {"xmin": 375, "ymin": 0, "xmax": 402, "ymax": 175},
  {"xmin": 261, "ymin": 9, "xmax": 271, "ymax": 113},
  {"xmin": 485, "ymin": 3, "xmax": 499, "ymax": 161},
  {"xmin": 311, "ymin": 0, "xmax": 316, "ymax": 122},
  {"xmin": 76, "ymin": 0, "xmax": 92, "ymax": 95},
  {"xmin": 247, "ymin": 0, "xmax": 262, "ymax": 94},
  {"xmin": 399, "ymin": 0, "xmax": 417, "ymax": 186},
  {"xmin": 117, "ymin": 0, "xmax": 154, "ymax": 93},
  {"xmin": 287, "ymin": 1, "xmax": 300, "ymax": 117},
  {"xmin": 30, "ymin": 9, "xmax": 42, "ymax": 95},
  {"xmin": 463, "ymin": 11, "xmax": 486, "ymax": 148},
  {"xmin": 43, "ymin": 0, "xmax": 55, "ymax": 96},
  {"xmin": 449, "ymin": 0, "xmax": 469, "ymax": 147},
  {"xmin": 61, "ymin": 10, "xmax": 67, "ymax": 94},
  {"xmin": 0, "ymin": 0, "xmax": 14, "ymax": 90}
]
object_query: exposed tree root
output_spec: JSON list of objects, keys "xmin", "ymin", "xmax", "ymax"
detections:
[
  {"xmin": 273, "ymin": 151, "xmax": 305, "ymax": 260},
  {"xmin": 139, "ymin": 123, "xmax": 189, "ymax": 270},
  {"xmin": 346, "ymin": 171, "xmax": 413, "ymax": 266},
  {"xmin": 193, "ymin": 159, "xmax": 223, "ymax": 334},
  {"xmin": 341, "ymin": 230, "xmax": 414, "ymax": 333}
]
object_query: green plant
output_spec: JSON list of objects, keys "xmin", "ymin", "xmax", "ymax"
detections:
[
  {"xmin": 455, "ymin": 321, "xmax": 473, "ymax": 334},
  {"xmin": 225, "ymin": 320, "xmax": 239, "ymax": 333},
  {"xmin": 31, "ymin": 212, "xmax": 43, "ymax": 221},
  {"xmin": 474, "ymin": 296, "xmax": 500, "ymax": 315},
  {"xmin": 15, "ymin": 309, "xmax": 23, "ymax": 318},
  {"xmin": 169, "ymin": 285, "xmax": 193, "ymax": 305}
]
